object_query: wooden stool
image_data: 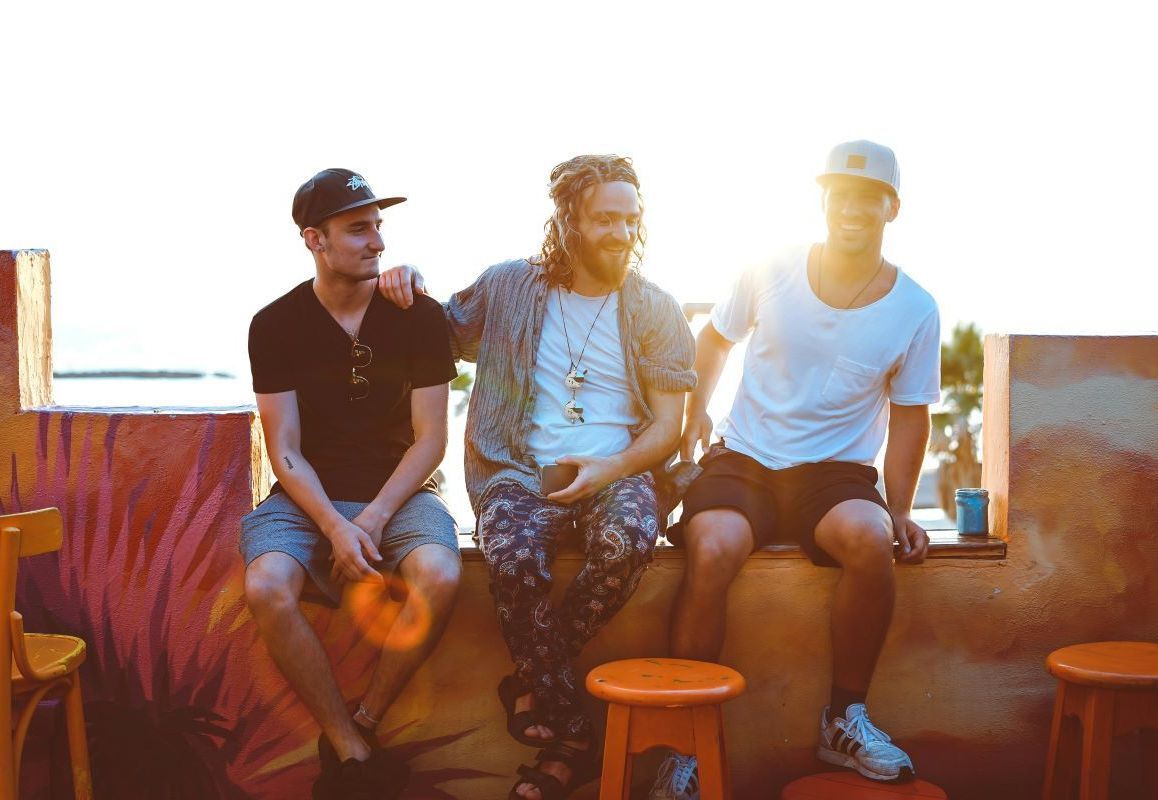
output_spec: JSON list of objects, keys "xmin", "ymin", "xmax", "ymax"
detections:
[
  {"xmin": 586, "ymin": 658, "xmax": 745, "ymax": 800},
  {"xmin": 782, "ymin": 772, "xmax": 947, "ymax": 798},
  {"xmin": 1042, "ymin": 641, "xmax": 1158, "ymax": 800}
]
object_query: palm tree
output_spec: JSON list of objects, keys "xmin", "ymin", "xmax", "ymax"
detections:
[{"xmin": 932, "ymin": 322, "xmax": 983, "ymax": 518}]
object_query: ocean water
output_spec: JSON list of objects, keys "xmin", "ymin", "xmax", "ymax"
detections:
[{"xmin": 53, "ymin": 375, "xmax": 253, "ymax": 409}]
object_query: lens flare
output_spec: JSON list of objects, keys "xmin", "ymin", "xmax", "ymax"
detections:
[{"xmin": 342, "ymin": 572, "xmax": 433, "ymax": 651}]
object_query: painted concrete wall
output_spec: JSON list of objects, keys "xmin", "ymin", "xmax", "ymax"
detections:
[{"xmin": 3, "ymin": 250, "xmax": 1156, "ymax": 799}]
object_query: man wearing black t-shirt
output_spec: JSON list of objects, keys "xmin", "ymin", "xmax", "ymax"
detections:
[{"xmin": 241, "ymin": 168, "xmax": 461, "ymax": 799}]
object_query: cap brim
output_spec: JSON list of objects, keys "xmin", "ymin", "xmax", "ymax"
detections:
[
  {"xmin": 816, "ymin": 174, "xmax": 898, "ymax": 195},
  {"xmin": 308, "ymin": 195, "xmax": 407, "ymax": 228}
]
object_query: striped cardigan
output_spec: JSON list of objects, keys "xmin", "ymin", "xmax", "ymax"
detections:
[{"xmin": 447, "ymin": 259, "xmax": 697, "ymax": 512}]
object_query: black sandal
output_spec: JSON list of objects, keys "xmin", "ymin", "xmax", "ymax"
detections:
[
  {"xmin": 498, "ymin": 675, "xmax": 556, "ymax": 746},
  {"xmin": 508, "ymin": 742, "xmax": 596, "ymax": 800}
]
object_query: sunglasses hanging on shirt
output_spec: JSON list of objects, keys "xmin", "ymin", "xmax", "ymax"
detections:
[{"xmin": 347, "ymin": 332, "xmax": 372, "ymax": 401}]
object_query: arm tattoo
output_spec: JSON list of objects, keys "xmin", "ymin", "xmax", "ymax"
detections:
[{"xmin": 284, "ymin": 456, "xmax": 294, "ymax": 470}]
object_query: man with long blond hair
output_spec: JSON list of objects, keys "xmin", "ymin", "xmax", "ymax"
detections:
[{"xmin": 380, "ymin": 154, "xmax": 695, "ymax": 800}]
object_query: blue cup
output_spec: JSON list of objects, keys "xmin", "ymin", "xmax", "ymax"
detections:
[{"xmin": 955, "ymin": 488, "xmax": 989, "ymax": 536}]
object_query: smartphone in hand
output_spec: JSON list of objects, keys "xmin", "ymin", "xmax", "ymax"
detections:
[{"xmin": 540, "ymin": 463, "xmax": 580, "ymax": 496}]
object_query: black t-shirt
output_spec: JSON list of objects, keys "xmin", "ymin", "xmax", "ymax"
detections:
[{"xmin": 248, "ymin": 280, "xmax": 456, "ymax": 502}]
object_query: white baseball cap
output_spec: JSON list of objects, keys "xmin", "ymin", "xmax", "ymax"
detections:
[{"xmin": 817, "ymin": 140, "xmax": 900, "ymax": 195}]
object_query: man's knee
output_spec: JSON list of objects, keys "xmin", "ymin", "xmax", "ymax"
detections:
[
  {"xmin": 684, "ymin": 510, "xmax": 753, "ymax": 584},
  {"xmin": 403, "ymin": 545, "xmax": 462, "ymax": 603},
  {"xmin": 244, "ymin": 556, "xmax": 303, "ymax": 618},
  {"xmin": 826, "ymin": 513, "xmax": 894, "ymax": 570},
  {"xmin": 588, "ymin": 525, "xmax": 655, "ymax": 576}
]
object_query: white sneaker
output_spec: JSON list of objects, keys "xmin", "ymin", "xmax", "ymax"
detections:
[
  {"xmin": 816, "ymin": 703, "xmax": 915, "ymax": 782},
  {"xmin": 649, "ymin": 751, "xmax": 699, "ymax": 800}
]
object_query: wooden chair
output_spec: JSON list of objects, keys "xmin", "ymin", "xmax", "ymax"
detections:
[
  {"xmin": 1, "ymin": 508, "xmax": 93, "ymax": 800},
  {"xmin": 586, "ymin": 658, "xmax": 745, "ymax": 800},
  {"xmin": 1042, "ymin": 641, "xmax": 1158, "ymax": 800}
]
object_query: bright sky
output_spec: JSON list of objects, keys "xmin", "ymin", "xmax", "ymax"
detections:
[{"xmin": 4, "ymin": 1, "xmax": 1156, "ymax": 406}]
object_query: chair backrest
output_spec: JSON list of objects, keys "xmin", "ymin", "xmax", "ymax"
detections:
[
  {"xmin": 0, "ymin": 507, "xmax": 63, "ymax": 558},
  {"xmin": 1, "ymin": 507, "xmax": 63, "ymax": 625},
  {"xmin": 0, "ymin": 507, "xmax": 62, "ymax": 798}
]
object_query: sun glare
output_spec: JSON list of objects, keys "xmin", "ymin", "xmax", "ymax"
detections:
[{"xmin": 4, "ymin": 0, "xmax": 1156, "ymax": 397}]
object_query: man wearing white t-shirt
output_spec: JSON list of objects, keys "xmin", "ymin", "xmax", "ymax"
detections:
[{"xmin": 651, "ymin": 141, "xmax": 939, "ymax": 797}]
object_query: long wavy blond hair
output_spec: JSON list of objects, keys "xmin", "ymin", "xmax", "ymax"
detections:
[{"xmin": 538, "ymin": 154, "xmax": 646, "ymax": 288}]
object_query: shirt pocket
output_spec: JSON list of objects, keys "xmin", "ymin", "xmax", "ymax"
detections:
[{"xmin": 820, "ymin": 356, "xmax": 884, "ymax": 409}]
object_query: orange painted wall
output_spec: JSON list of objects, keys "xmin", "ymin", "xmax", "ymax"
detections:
[{"xmin": 3, "ymin": 250, "xmax": 1156, "ymax": 799}]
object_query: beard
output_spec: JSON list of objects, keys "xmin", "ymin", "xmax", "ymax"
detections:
[
  {"xmin": 590, "ymin": 253, "xmax": 630, "ymax": 286},
  {"xmin": 578, "ymin": 239, "xmax": 632, "ymax": 287}
]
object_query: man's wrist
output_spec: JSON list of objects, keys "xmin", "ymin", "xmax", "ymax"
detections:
[
  {"xmin": 319, "ymin": 514, "xmax": 351, "ymax": 540},
  {"xmin": 360, "ymin": 503, "xmax": 394, "ymax": 529},
  {"xmin": 605, "ymin": 453, "xmax": 631, "ymax": 483}
]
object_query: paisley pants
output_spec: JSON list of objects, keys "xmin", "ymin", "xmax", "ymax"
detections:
[{"xmin": 477, "ymin": 474, "xmax": 659, "ymax": 740}]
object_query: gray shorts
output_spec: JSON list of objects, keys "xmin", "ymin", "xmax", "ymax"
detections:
[{"xmin": 240, "ymin": 490, "xmax": 459, "ymax": 607}]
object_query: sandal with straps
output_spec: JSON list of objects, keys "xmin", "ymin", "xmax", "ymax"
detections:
[
  {"xmin": 498, "ymin": 675, "xmax": 557, "ymax": 746},
  {"xmin": 508, "ymin": 741, "xmax": 597, "ymax": 800}
]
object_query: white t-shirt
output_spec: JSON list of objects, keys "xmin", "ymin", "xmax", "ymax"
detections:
[
  {"xmin": 712, "ymin": 245, "xmax": 941, "ymax": 470},
  {"xmin": 526, "ymin": 288, "xmax": 636, "ymax": 465}
]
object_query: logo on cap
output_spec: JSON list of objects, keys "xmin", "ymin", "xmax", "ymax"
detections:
[
  {"xmin": 346, "ymin": 175, "xmax": 369, "ymax": 191},
  {"xmin": 846, "ymin": 155, "xmax": 867, "ymax": 169}
]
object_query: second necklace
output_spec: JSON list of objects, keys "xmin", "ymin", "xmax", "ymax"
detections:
[{"xmin": 557, "ymin": 288, "xmax": 613, "ymax": 424}]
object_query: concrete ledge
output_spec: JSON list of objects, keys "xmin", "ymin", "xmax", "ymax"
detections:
[{"xmin": 453, "ymin": 530, "xmax": 1007, "ymax": 561}]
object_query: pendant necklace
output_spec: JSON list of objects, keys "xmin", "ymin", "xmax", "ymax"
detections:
[
  {"xmin": 818, "ymin": 245, "xmax": 885, "ymax": 309},
  {"xmin": 557, "ymin": 287, "xmax": 612, "ymax": 424}
]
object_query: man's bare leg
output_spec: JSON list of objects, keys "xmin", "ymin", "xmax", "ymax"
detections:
[
  {"xmin": 244, "ymin": 552, "xmax": 371, "ymax": 762},
  {"xmin": 358, "ymin": 543, "xmax": 462, "ymax": 721},
  {"xmin": 669, "ymin": 509, "xmax": 754, "ymax": 661},
  {"xmin": 813, "ymin": 499, "xmax": 896, "ymax": 700}
]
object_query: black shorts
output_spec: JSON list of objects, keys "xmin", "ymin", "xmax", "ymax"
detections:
[{"xmin": 670, "ymin": 445, "xmax": 889, "ymax": 567}]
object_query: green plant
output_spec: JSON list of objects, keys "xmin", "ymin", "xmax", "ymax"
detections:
[
  {"xmin": 450, "ymin": 367, "xmax": 474, "ymax": 416},
  {"xmin": 932, "ymin": 322, "xmax": 984, "ymax": 517}
]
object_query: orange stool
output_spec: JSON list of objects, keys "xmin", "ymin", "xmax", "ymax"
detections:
[
  {"xmin": 586, "ymin": 658, "xmax": 744, "ymax": 800},
  {"xmin": 1042, "ymin": 641, "xmax": 1158, "ymax": 800},
  {"xmin": 781, "ymin": 772, "xmax": 947, "ymax": 798}
]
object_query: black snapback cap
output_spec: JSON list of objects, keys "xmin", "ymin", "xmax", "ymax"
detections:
[{"xmin": 292, "ymin": 168, "xmax": 406, "ymax": 231}]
